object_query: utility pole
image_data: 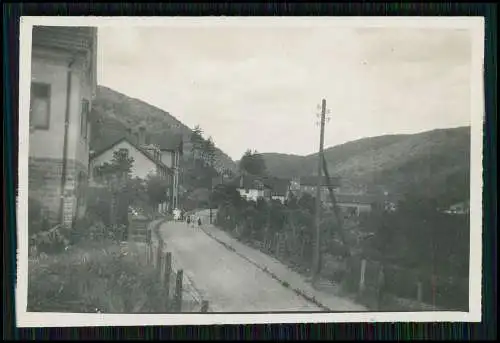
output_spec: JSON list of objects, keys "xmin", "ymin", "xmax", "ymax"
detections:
[{"xmin": 312, "ymin": 99, "xmax": 328, "ymax": 283}]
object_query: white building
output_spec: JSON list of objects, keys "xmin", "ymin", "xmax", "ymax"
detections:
[
  {"xmin": 28, "ymin": 26, "xmax": 98, "ymax": 227},
  {"xmin": 232, "ymin": 175, "xmax": 271, "ymax": 202},
  {"xmin": 89, "ymin": 137, "xmax": 173, "ymax": 212}
]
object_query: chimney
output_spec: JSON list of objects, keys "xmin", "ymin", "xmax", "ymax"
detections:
[
  {"xmin": 133, "ymin": 131, "xmax": 139, "ymax": 145},
  {"xmin": 126, "ymin": 128, "xmax": 132, "ymax": 139},
  {"xmin": 138, "ymin": 126, "xmax": 146, "ymax": 146}
]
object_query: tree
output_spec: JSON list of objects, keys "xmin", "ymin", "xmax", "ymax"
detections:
[
  {"xmin": 94, "ymin": 149, "xmax": 134, "ymax": 185},
  {"xmin": 211, "ymin": 184, "xmax": 242, "ymax": 208},
  {"xmin": 146, "ymin": 174, "xmax": 170, "ymax": 211},
  {"xmin": 92, "ymin": 149, "xmax": 135, "ymax": 236},
  {"xmin": 298, "ymin": 193, "xmax": 316, "ymax": 215},
  {"xmin": 190, "ymin": 125, "xmax": 204, "ymax": 159},
  {"xmin": 203, "ymin": 136, "xmax": 216, "ymax": 167},
  {"xmin": 239, "ymin": 149, "xmax": 267, "ymax": 176}
]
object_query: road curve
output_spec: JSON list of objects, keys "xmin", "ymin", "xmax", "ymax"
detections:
[{"xmin": 158, "ymin": 220, "xmax": 322, "ymax": 312}]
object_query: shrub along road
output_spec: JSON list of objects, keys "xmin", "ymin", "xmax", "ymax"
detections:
[{"xmin": 158, "ymin": 220, "xmax": 322, "ymax": 312}]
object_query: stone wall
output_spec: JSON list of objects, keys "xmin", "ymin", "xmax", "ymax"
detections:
[{"xmin": 29, "ymin": 157, "xmax": 88, "ymax": 227}]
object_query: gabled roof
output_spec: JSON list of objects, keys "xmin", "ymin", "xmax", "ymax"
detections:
[
  {"xmin": 262, "ymin": 177, "xmax": 290, "ymax": 196},
  {"xmin": 335, "ymin": 193, "xmax": 379, "ymax": 205},
  {"xmin": 300, "ymin": 175, "xmax": 341, "ymax": 187},
  {"xmin": 228, "ymin": 174, "xmax": 272, "ymax": 190},
  {"xmin": 149, "ymin": 132, "xmax": 184, "ymax": 153},
  {"xmin": 90, "ymin": 137, "xmax": 171, "ymax": 172}
]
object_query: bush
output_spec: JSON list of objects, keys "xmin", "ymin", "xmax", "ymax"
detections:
[
  {"xmin": 28, "ymin": 197, "xmax": 50, "ymax": 236},
  {"xmin": 28, "ymin": 241, "xmax": 167, "ymax": 313},
  {"xmin": 30, "ymin": 224, "xmax": 70, "ymax": 255}
]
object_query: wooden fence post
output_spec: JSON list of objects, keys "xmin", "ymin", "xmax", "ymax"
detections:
[
  {"xmin": 164, "ymin": 252, "xmax": 172, "ymax": 309},
  {"xmin": 148, "ymin": 243, "xmax": 154, "ymax": 266},
  {"xmin": 157, "ymin": 240, "xmax": 164, "ymax": 270},
  {"xmin": 201, "ymin": 300, "xmax": 209, "ymax": 312},
  {"xmin": 417, "ymin": 281, "xmax": 423, "ymax": 302},
  {"xmin": 376, "ymin": 263, "xmax": 385, "ymax": 310},
  {"xmin": 157, "ymin": 252, "xmax": 164, "ymax": 281},
  {"xmin": 173, "ymin": 269, "xmax": 184, "ymax": 312},
  {"xmin": 359, "ymin": 259, "xmax": 367, "ymax": 294}
]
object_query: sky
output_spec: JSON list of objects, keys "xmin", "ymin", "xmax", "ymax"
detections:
[{"xmin": 97, "ymin": 21, "xmax": 474, "ymax": 161}]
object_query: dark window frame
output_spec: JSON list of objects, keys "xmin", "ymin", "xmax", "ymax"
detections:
[{"xmin": 30, "ymin": 82, "xmax": 51, "ymax": 130}]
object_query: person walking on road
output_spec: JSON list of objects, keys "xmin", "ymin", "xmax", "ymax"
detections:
[
  {"xmin": 197, "ymin": 217, "xmax": 202, "ymax": 228},
  {"xmin": 186, "ymin": 215, "xmax": 191, "ymax": 227}
]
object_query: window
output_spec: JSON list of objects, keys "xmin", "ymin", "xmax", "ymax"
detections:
[
  {"xmin": 80, "ymin": 99, "xmax": 89, "ymax": 140},
  {"xmin": 30, "ymin": 82, "xmax": 51, "ymax": 129},
  {"xmin": 118, "ymin": 148, "xmax": 129, "ymax": 158}
]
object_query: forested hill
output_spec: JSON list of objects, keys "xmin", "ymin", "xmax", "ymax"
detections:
[
  {"xmin": 261, "ymin": 126, "xmax": 470, "ymax": 207},
  {"xmin": 89, "ymin": 85, "xmax": 238, "ymax": 173}
]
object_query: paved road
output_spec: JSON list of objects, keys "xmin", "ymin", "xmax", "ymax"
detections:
[{"xmin": 158, "ymin": 220, "xmax": 322, "ymax": 312}]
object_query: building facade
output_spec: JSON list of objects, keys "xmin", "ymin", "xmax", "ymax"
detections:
[
  {"xmin": 89, "ymin": 138, "xmax": 171, "ymax": 182},
  {"xmin": 149, "ymin": 131, "xmax": 183, "ymax": 210},
  {"xmin": 289, "ymin": 176, "xmax": 341, "ymax": 202},
  {"xmin": 28, "ymin": 26, "xmax": 98, "ymax": 227},
  {"xmin": 89, "ymin": 137, "xmax": 173, "ymax": 212}
]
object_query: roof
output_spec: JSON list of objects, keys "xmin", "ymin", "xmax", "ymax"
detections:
[
  {"xmin": 300, "ymin": 175, "xmax": 341, "ymax": 187},
  {"xmin": 228, "ymin": 174, "xmax": 272, "ymax": 190},
  {"xmin": 90, "ymin": 137, "xmax": 171, "ymax": 172},
  {"xmin": 335, "ymin": 193, "xmax": 379, "ymax": 205},
  {"xmin": 149, "ymin": 132, "xmax": 184, "ymax": 153},
  {"xmin": 262, "ymin": 177, "xmax": 290, "ymax": 196}
]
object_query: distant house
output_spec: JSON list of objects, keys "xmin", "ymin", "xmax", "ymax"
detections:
[
  {"xmin": 289, "ymin": 176, "xmax": 341, "ymax": 202},
  {"xmin": 89, "ymin": 136, "xmax": 173, "ymax": 212},
  {"xmin": 335, "ymin": 193, "xmax": 379, "ymax": 216},
  {"xmin": 28, "ymin": 26, "xmax": 98, "ymax": 227},
  {"xmin": 265, "ymin": 177, "xmax": 291, "ymax": 204},
  {"xmin": 444, "ymin": 200, "xmax": 470, "ymax": 215},
  {"xmin": 229, "ymin": 174, "xmax": 272, "ymax": 202}
]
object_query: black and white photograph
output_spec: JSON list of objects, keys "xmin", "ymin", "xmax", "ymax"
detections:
[{"xmin": 17, "ymin": 17, "xmax": 484, "ymax": 326}]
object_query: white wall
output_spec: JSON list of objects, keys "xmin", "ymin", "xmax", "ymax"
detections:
[
  {"xmin": 160, "ymin": 150, "xmax": 174, "ymax": 168},
  {"xmin": 30, "ymin": 51, "xmax": 91, "ymax": 169},
  {"xmin": 90, "ymin": 140, "xmax": 158, "ymax": 181},
  {"xmin": 238, "ymin": 188, "xmax": 265, "ymax": 202},
  {"xmin": 29, "ymin": 58, "xmax": 70, "ymax": 160},
  {"xmin": 272, "ymin": 195, "xmax": 286, "ymax": 204}
]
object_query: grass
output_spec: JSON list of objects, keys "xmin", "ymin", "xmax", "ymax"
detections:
[{"xmin": 28, "ymin": 239, "xmax": 168, "ymax": 313}]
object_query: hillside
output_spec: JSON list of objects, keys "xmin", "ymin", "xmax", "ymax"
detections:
[
  {"xmin": 262, "ymin": 127, "xmax": 471, "ymax": 207},
  {"xmin": 90, "ymin": 86, "xmax": 237, "ymax": 172}
]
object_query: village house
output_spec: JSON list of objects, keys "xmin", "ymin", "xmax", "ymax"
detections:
[
  {"xmin": 28, "ymin": 26, "xmax": 98, "ymax": 227},
  {"xmin": 89, "ymin": 126, "xmax": 182, "ymax": 212},
  {"xmin": 444, "ymin": 200, "xmax": 470, "ymax": 215},
  {"xmin": 229, "ymin": 174, "xmax": 272, "ymax": 202},
  {"xmin": 265, "ymin": 177, "xmax": 291, "ymax": 204},
  {"xmin": 334, "ymin": 193, "xmax": 379, "ymax": 216},
  {"xmin": 289, "ymin": 176, "xmax": 341, "ymax": 202}
]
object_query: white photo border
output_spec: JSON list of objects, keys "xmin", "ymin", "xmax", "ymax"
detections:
[{"xmin": 16, "ymin": 16, "xmax": 485, "ymax": 327}]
